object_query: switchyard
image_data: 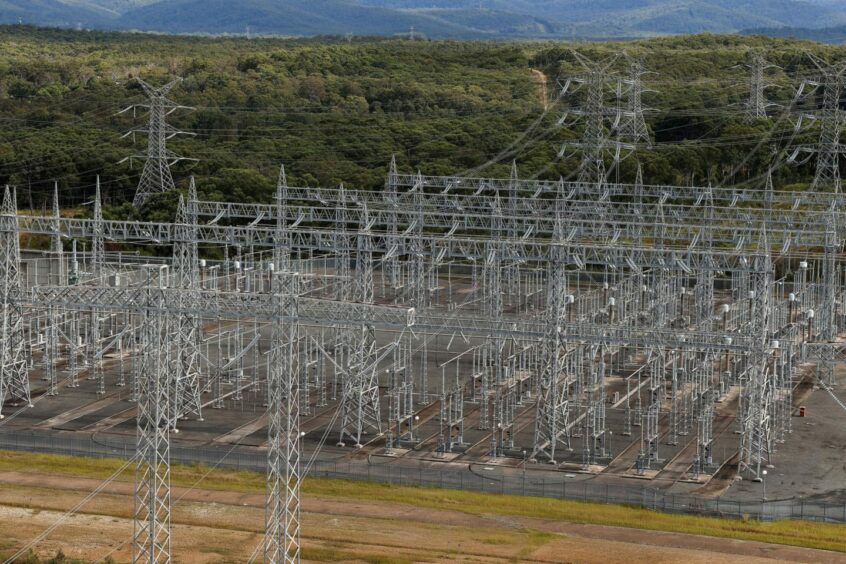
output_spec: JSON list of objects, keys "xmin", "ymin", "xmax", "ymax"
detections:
[{"xmin": 3, "ymin": 52, "xmax": 846, "ymax": 563}]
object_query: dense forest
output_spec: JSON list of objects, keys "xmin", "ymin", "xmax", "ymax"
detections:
[
  {"xmin": 0, "ymin": 26, "xmax": 844, "ymax": 222},
  {"xmin": 741, "ymin": 24, "xmax": 846, "ymax": 44}
]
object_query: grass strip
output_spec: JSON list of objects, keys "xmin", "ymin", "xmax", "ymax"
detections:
[{"xmin": 0, "ymin": 449, "xmax": 842, "ymax": 553}]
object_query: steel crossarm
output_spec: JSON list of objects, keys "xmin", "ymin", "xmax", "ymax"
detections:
[
  {"xmin": 803, "ymin": 342, "xmax": 846, "ymax": 363},
  {"xmin": 26, "ymin": 285, "xmax": 415, "ymax": 329},
  {"xmin": 17, "ymin": 215, "xmax": 782, "ymax": 270},
  {"xmin": 27, "ymin": 284, "xmax": 751, "ymax": 351},
  {"xmin": 24, "ymin": 280, "xmax": 412, "ymax": 564},
  {"xmin": 190, "ymin": 199, "xmax": 834, "ymax": 250},
  {"xmin": 413, "ymin": 314, "xmax": 756, "ymax": 352},
  {"xmin": 391, "ymin": 174, "xmax": 846, "ymax": 209}
]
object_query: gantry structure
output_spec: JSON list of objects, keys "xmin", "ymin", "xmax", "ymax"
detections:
[
  {"xmin": 4, "ymin": 157, "xmax": 846, "ymax": 559},
  {"xmin": 4, "ymin": 55, "xmax": 846, "ymax": 562}
]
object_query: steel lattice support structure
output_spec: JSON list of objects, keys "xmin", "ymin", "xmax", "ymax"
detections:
[
  {"xmin": 617, "ymin": 58, "xmax": 652, "ymax": 147},
  {"xmin": 738, "ymin": 230, "xmax": 775, "ymax": 479},
  {"xmin": 559, "ymin": 52, "xmax": 632, "ymax": 187},
  {"xmin": 264, "ymin": 270, "xmax": 301, "ymax": 563},
  {"xmin": 132, "ymin": 275, "xmax": 173, "ymax": 563},
  {"xmin": 742, "ymin": 50, "xmax": 774, "ymax": 121},
  {"xmin": 532, "ymin": 179, "xmax": 571, "ymax": 463},
  {"xmin": 337, "ymin": 203, "xmax": 382, "ymax": 447},
  {"xmin": 790, "ymin": 55, "xmax": 846, "ymax": 193},
  {"xmin": 122, "ymin": 78, "xmax": 195, "ymax": 207},
  {"xmin": 171, "ymin": 184, "xmax": 203, "ymax": 424},
  {"xmin": 0, "ymin": 186, "xmax": 31, "ymax": 418},
  {"xmin": 26, "ymin": 278, "xmax": 414, "ymax": 564},
  {"xmin": 10, "ymin": 134, "xmax": 846, "ymax": 560}
]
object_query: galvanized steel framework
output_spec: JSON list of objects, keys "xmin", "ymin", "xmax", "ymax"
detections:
[
  {"xmin": 5, "ymin": 60, "xmax": 846, "ymax": 562},
  {"xmin": 6, "ymin": 161, "xmax": 846, "ymax": 560}
]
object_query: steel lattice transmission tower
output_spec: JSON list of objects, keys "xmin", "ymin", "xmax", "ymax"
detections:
[
  {"xmin": 738, "ymin": 228, "xmax": 774, "ymax": 479},
  {"xmin": 742, "ymin": 50, "xmax": 776, "ymax": 121},
  {"xmin": 0, "ymin": 186, "xmax": 31, "ymax": 419},
  {"xmin": 789, "ymin": 54, "xmax": 846, "ymax": 193},
  {"xmin": 121, "ymin": 78, "xmax": 195, "ymax": 206},
  {"xmin": 132, "ymin": 269, "xmax": 174, "ymax": 563},
  {"xmin": 617, "ymin": 57, "xmax": 653, "ymax": 148},
  {"xmin": 264, "ymin": 270, "xmax": 302, "ymax": 563},
  {"xmin": 170, "ymin": 180, "xmax": 203, "ymax": 425},
  {"xmin": 338, "ymin": 203, "xmax": 383, "ymax": 447},
  {"xmin": 532, "ymin": 177, "xmax": 571, "ymax": 463},
  {"xmin": 558, "ymin": 52, "xmax": 629, "ymax": 187}
]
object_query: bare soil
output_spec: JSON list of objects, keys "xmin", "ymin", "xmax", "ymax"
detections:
[{"xmin": 1, "ymin": 470, "xmax": 844, "ymax": 563}]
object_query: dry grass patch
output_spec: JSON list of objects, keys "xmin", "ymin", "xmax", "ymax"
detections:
[{"xmin": 1, "ymin": 450, "xmax": 843, "ymax": 553}]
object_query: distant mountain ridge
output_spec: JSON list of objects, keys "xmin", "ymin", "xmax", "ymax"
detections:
[
  {"xmin": 0, "ymin": 0, "xmax": 106, "ymax": 26},
  {"xmin": 1, "ymin": 0, "xmax": 845, "ymax": 38},
  {"xmin": 113, "ymin": 0, "xmax": 556, "ymax": 38}
]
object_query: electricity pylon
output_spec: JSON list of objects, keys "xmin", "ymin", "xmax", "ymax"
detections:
[
  {"xmin": 558, "ymin": 51, "xmax": 630, "ymax": 187},
  {"xmin": 617, "ymin": 57, "xmax": 653, "ymax": 147},
  {"xmin": 789, "ymin": 54, "xmax": 846, "ymax": 193},
  {"xmin": 120, "ymin": 78, "xmax": 196, "ymax": 206},
  {"xmin": 741, "ymin": 50, "xmax": 777, "ymax": 121}
]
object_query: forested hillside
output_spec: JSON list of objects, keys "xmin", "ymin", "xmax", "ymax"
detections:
[
  {"xmin": 742, "ymin": 24, "xmax": 846, "ymax": 44},
  {"xmin": 0, "ymin": 26, "xmax": 843, "ymax": 220}
]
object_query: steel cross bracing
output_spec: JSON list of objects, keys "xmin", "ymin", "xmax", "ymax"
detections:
[
  {"xmin": 192, "ymin": 164, "xmax": 846, "ymax": 234},
  {"xmin": 789, "ymin": 55, "xmax": 846, "ymax": 194},
  {"xmin": 170, "ymin": 186, "xmax": 203, "ymax": 425},
  {"xmin": 337, "ymin": 203, "xmax": 383, "ymax": 447},
  {"xmin": 26, "ymin": 285, "xmax": 415, "ymax": 328},
  {"xmin": 204, "ymin": 179, "xmax": 846, "ymax": 216},
  {"xmin": 132, "ymin": 280, "xmax": 172, "ymax": 562},
  {"xmin": 386, "ymin": 172, "xmax": 846, "ymax": 209},
  {"xmin": 557, "ymin": 52, "xmax": 632, "ymax": 187},
  {"xmin": 264, "ymin": 270, "xmax": 300, "ymax": 564},
  {"xmin": 17, "ymin": 213, "xmax": 805, "ymax": 273},
  {"xmin": 191, "ymin": 194, "xmax": 837, "ymax": 252},
  {"xmin": 192, "ymin": 168, "xmax": 839, "ymax": 231},
  {"xmin": 616, "ymin": 58, "xmax": 652, "ymax": 147},
  {"xmin": 738, "ymin": 232, "xmax": 776, "ymax": 479},
  {"xmin": 0, "ymin": 187, "xmax": 31, "ymax": 417},
  {"xmin": 533, "ymin": 184, "xmax": 579, "ymax": 462},
  {"xmin": 121, "ymin": 78, "xmax": 196, "ymax": 207},
  {"xmin": 741, "ymin": 50, "xmax": 776, "ymax": 122},
  {"xmin": 23, "ymin": 278, "xmax": 413, "ymax": 564}
]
